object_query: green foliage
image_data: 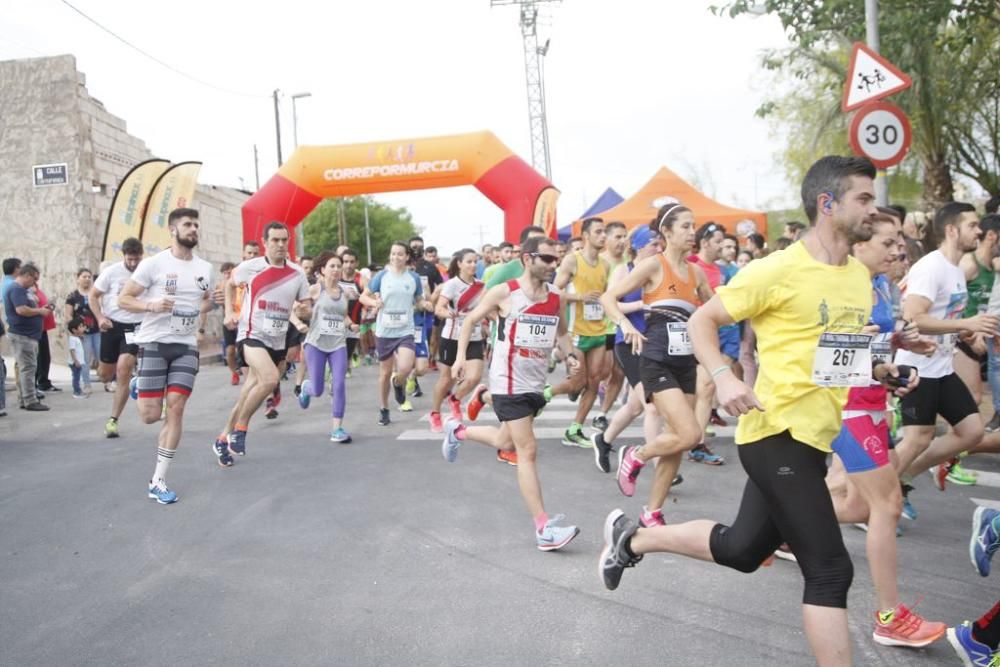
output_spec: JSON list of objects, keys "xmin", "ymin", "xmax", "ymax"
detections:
[
  {"xmin": 713, "ymin": 0, "xmax": 1000, "ymax": 204},
  {"xmin": 301, "ymin": 197, "xmax": 419, "ymax": 267}
]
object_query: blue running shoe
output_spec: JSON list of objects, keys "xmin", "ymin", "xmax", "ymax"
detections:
[
  {"xmin": 971, "ymin": 506, "xmax": 1000, "ymax": 577},
  {"xmin": 298, "ymin": 380, "xmax": 311, "ymax": 409},
  {"xmin": 442, "ymin": 418, "xmax": 462, "ymax": 463},
  {"xmin": 536, "ymin": 513, "xmax": 580, "ymax": 552},
  {"xmin": 147, "ymin": 480, "xmax": 178, "ymax": 504},
  {"xmin": 129, "ymin": 376, "xmax": 138, "ymax": 401},
  {"xmin": 901, "ymin": 495, "xmax": 918, "ymax": 521},
  {"xmin": 228, "ymin": 429, "xmax": 247, "ymax": 456},
  {"xmin": 946, "ymin": 621, "xmax": 994, "ymax": 667},
  {"xmin": 212, "ymin": 437, "xmax": 233, "ymax": 467},
  {"xmin": 330, "ymin": 427, "xmax": 352, "ymax": 443}
]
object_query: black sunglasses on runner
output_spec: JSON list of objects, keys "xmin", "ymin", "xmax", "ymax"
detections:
[{"xmin": 530, "ymin": 252, "xmax": 560, "ymax": 264}]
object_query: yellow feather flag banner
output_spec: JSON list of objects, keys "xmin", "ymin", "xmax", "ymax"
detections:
[
  {"xmin": 102, "ymin": 158, "xmax": 171, "ymax": 261},
  {"xmin": 139, "ymin": 161, "xmax": 202, "ymax": 256}
]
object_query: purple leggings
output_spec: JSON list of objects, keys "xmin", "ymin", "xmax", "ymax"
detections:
[{"xmin": 303, "ymin": 343, "xmax": 348, "ymax": 419}]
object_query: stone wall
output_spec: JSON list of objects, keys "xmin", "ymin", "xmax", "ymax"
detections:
[{"xmin": 0, "ymin": 55, "xmax": 247, "ymax": 364}]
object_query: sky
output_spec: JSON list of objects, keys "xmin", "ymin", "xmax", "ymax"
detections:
[{"xmin": 2, "ymin": 0, "xmax": 799, "ymax": 254}]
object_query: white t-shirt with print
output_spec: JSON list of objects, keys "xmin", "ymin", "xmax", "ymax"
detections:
[
  {"xmin": 130, "ymin": 250, "xmax": 213, "ymax": 346},
  {"xmin": 95, "ymin": 261, "xmax": 144, "ymax": 324},
  {"xmin": 232, "ymin": 257, "xmax": 310, "ymax": 350},
  {"xmin": 895, "ymin": 250, "xmax": 968, "ymax": 378}
]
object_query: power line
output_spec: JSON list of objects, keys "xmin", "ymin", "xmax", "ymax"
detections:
[{"xmin": 58, "ymin": 0, "xmax": 267, "ymax": 99}]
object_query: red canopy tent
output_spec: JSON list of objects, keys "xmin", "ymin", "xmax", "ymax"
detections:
[{"xmin": 570, "ymin": 166, "xmax": 766, "ymax": 237}]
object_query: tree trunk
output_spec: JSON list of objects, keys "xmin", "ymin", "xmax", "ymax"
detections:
[{"xmin": 922, "ymin": 153, "xmax": 955, "ymax": 207}]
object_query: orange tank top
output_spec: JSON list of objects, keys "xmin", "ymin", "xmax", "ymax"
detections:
[{"xmin": 642, "ymin": 254, "xmax": 701, "ymax": 310}]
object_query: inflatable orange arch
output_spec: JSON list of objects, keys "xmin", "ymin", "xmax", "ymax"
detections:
[{"xmin": 242, "ymin": 131, "xmax": 559, "ymax": 255}]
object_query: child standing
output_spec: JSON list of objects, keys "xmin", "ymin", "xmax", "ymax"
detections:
[{"xmin": 67, "ymin": 317, "xmax": 87, "ymax": 398}]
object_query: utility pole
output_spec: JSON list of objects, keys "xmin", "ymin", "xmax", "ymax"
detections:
[
  {"xmin": 272, "ymin": 89, "xmax": 283, "ymax": 167},
  {"xmin": 364, "ymin": 199, "xmax": 372, "ymax": 266},
  {"xmin": 865, "ymin": 0, "xmax": 889, "ymax": 206},
  {"xmin": 338, "ymin": 198, "xmax": 347, "ymax": 248},
  {"xmin": 253, "ymin": 144, "xmax": 260, "ymax": 191},
  {"xmin": 491, "ymin": 0, "xmax": 559, "ymax": 180}
]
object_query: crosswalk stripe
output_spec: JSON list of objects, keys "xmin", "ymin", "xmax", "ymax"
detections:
[
  {"xmin": 971, "ymin": 497, "xmax": 1000, "ymax": 510},
  {"xmin": 964, "ymin": 469, "xmax": 1000, "ymax": 489},
  {"xmin": 398, "ymin": 425, "xmax": 737, "ymax": 441}
]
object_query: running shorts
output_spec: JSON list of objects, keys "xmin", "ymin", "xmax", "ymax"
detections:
[
  {"xmin": 614, "ymin": 342, "xmax": 642, "ymax": 388},
  {"xmin": 285, "ymin": 326, "xmax": 304, "ymax": 350},
  {"xmin": 573, "ymin": 334, "xmax": 606, "ymax": 353},
  {"xmin": 899, "ymin": 372, "xmax": 979, "ymax": 427},
  {"xmin": 492, "ymin": 392, "xmax": 547, "ymax": 422},
  {"xmin": 605, "ymin": 333, "xmax": 615, "ymax": 351},
  {"xmin": 237, "ymin": 338, "xmax": 287, "ymax": 368},
  {"xmin": 719, "ymin": 326, "xmax": 741, "ymax": 361},
  {"xmin": 99, "ymin": 320, "xmax": 139, "ymax": 364},
  {"xmin": 956, "ymin": 338, "xmax": 987, "ymax": 364},
  {"xmin": 375, "ymin": 335, "xmax": 415, "ymax": 361},
  {"xmin": 346, "ymin": 337, "xmax": 359, "ymax": 360},
  {"xmin": 438, "ymin": 339, "xmax": 484, "ymax": 367},
  {"xmin": 222, "ymin": 325, "xmax": 237, "ymax": 348},
  {"xmin": 360, "ymin": 323, "xmax": 372, "ymax": 335},
  {"xmin": 136, "ymin": 342, "xmax": 199, "ymax": 398},
  {"xmin": 831, "ymin": 411, "xmax": 890, "ymax": 474},
  {"xmin": 639, "ymin": 356, "xmax": 697, "ymax": 401}
]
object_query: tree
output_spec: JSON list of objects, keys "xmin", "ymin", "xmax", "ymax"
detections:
[
  {"xmin": 713, "ymin": 0, "xmax": 1000, "ymax": 206},
  {"xmin": 301, "ymin": 196, "xmax": 419, "ymax": 267}
]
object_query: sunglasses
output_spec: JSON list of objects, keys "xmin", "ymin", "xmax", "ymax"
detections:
[{"xmin": 530, "ymin": 252, "xmax": 560, "ymax": 264}]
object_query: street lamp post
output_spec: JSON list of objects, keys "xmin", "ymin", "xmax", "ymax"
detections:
[
  {"xmin": 864, "ymin": 0, "xmax": 889, "ymax": 207},
  {"xmin": 291, "ymin": 92, "xmax": 312, "ymax": 148}
]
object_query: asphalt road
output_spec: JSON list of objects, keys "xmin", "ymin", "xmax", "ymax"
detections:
[{"xmin": 1, "ymin": 361, "xmax": 998, "ymax": 666}]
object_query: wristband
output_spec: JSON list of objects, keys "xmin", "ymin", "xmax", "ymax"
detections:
[{"xmin": 710, "ymin": 365, "xmax": 731, "ymax": 379}]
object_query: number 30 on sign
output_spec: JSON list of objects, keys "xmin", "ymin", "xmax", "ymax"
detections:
[{"xmin": 849, "ymin": 100, "xmax": 912, "ymax": 169}]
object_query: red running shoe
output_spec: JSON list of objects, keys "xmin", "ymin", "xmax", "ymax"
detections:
[
  {"xmin": 429, "ymin": 411, "xmax": 443, "ymax": 433},
  {"xmin": 448, "ymin": 394, "xmax": 464, "ymax": 422},
  {"xmin": 872, "ymin": 603, "xmax": 946, "ymax": 647},
  {"xmin": 466, "ymin": 384, "xmax": 488, "ymax": 421},
  {"xmin": 496, "ymin": 449, "xmax": 518, "ymax": 466},
  {"xmin": 709, "ymin": 410, "xmax": 727, "ymax": 427},
  {"xmin": 933, "ymin": 458, "xmax": 956, "ymax": 492},
  {"xmin": 230, "ymin": 372, "xmax": 240, "ymax": 386}
]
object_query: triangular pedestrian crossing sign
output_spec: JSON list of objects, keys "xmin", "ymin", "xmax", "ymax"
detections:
[{"xmin": 841, "ymin": 42, "xmax": 912, "ymax": 112}]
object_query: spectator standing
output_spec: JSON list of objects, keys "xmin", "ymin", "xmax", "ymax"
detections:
[
  {"xmin": 3, "ymin": 263, "xmax": 50, "ymax": 411},
  {"xmin": 34, "ymin": 280, "xmax": 60, "ymax": 393},
  {"xmin": 66, "ymin": 317, "xmax": 87, "ymax": 398},
  {"xmin": 65, "ymin": 268, "xmax": 100, "ymax": 393}
]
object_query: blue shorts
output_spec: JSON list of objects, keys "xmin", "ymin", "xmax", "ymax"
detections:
[
  {"xmin": 831, "ymin": 411, "xmax": 891, "ymax": 474},
  {"xmin": 719, "ymin": 326, "xmax": 740, "ymax": 360},
  {"xmin": 415, "ymin": 340, "xmax": 429, "ymax": 359}
]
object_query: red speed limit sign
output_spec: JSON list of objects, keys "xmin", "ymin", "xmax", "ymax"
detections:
[{"xmin": 849, "ymin": 100, "xmax": 912, "ymax": 168}]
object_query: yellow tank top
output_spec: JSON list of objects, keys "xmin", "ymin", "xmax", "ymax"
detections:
[{"xmin": 572, "ymin": 250, "xmax": 609, "ymax": 336}]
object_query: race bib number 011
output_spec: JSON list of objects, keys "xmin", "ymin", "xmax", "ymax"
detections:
[
  {"xmin": 513, "ymin": 314, "xmax": 558, "ymax": 349},
  {"xmin": 812, "ymin": 332, "xmax": 873, "ymax": 387},
  {"xmin": 583, "ymin": 302, "xmax": 604, "ymax": 321},
  {"xmin": 667, "ymin": 322, "xmax": 692, "ymax": 356}
]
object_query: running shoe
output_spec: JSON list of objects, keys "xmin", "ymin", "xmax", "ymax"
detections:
[
  {"xmin": 709, "ymin": 410, "xmax": 728, "ymax": 427},
  {"xmin": 345, "ymin": 369, "xmax": 352, "ymax": 379},
  {"xmin": 330, "ymin": 427, "xmax": 352, "ymax": 443},
  {"xmin": 536, "ymin": 514, "xmax": 580, "ymax": 552},
  {"xmin": 466, "ymin": 384, "xmax": 488, "ymax": 421},
  {"xmin": 673, "ymin": 474, "xmax": 683, "ymax": 487},
  {"xmin": 591, "ymin": 432, "xmax": 612, "ymax": 474},
  {"xmin": 934, "ymin": 459, "xmax": 955, "ymax": 491},
  {"xmin": 105, "ymin": 417, "xmax": 120, "ymax": 438},
  {"xmin": 272, "ymin": 386, "xmax": 282, "ymax": 408},
  {"xmin": 392, "ymin": 374, "xmax": 406, "ymax": 405},
  {"xmin": 447, "ymin": 394, "xmax": 463, "ymax": 422},
  {"xmin": 568, "ymin": 389, "xmax": 581, "ymax": 402},
  {"xmin": 688, "ymin": 443, "xmax": 724, "ymax": 465},
  {"xmin": 378, "ymin": 408, "xmax": 391, "ymax": 426},
  {"xmin": 872, "ymin": 603, "xmax": 947, "ymax": 648},
  {"xmin": 399, "ymin": 400, "xmax": 413, "ymax": 412},
  {"xmin": 562, "ymin": 427, "xmax": 592, "ymax": 448},
  {"xmin": 599, "ymin": 509, "xmax": 642, "ymax": 590},
  {"xmin": 947, "ymin": 621, "xmax": 995, "ymax": 667},
  {"xmin": 412, "ymin": 378, "xmax": 423, "ymax": 397},
  {"xmin": 496, "ymin": 449, "xmax": 518, "ymax": 466},
  {"xmin": 971, "ymin": 505, "xmax": 1000, "ymax": 577},
  {"xmin": 616, "ymin": 446, "xmax": 644, "ymax": 497},
  {"xmin": 442, "ymin": 418, "xmax": 462, "ymax": 463},
  {"xmin": 406, "ymin": 375, "xmax": 417, "ymax": 395},
  {"xmin": 543, "ymin": 384, "xmax": 554, "ymax": 403},
  {"xmin": 298, "ymin": 380, "xmax": 311, "ymax": 409},
  {"xmin": 639, "ymin": 506, "xmax": 666, "ymax": 528},
  {"xmin": 212, "ymin": 437, "xmax": 234, "ymax": 467},
  {"xmin": 429, "ymin": 411, "xmax": 444, "ymax": 433},
  {"xmin": 147, "ymin": 480, "xmax": 178, "ymax": 505},
  {"xmin": 774, "ymin": 543, "xmax": 797, "ymax": 562},
  {"xmin": 351, "ymin": 355, "xmax": 360, "ymax": 369},
  {"xmin": 128, "ymin": 376, "xmax": 138, "ymax": 400},
  {"xmin": 592, "ymin": 414, "xmax": 609, "ymax": 432},
  {"xmin": 547, "ymin": 352, "xmax": 558, "ymax": 374},
  {"xmin": 987, "ymin": 412, "xmax": 1000, "ymax": 433},
  {"xmin": 230, "ymin": 371, "xmax": 240, "ymax": 386},
  {"xmin": 948, "ymin": 461, "xmax": 979, "ymax": 486},
  {"xmin": 228, "ymin": 429, "xmax": 247, "ymax": 456},
  {"xmin": 901, "ymin": 495, "xmax": 918, "ymax": 521}
]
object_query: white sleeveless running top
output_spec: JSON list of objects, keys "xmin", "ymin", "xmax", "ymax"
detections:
[{"xmin": 489, "ymin": 279, "xmax": 562, "ymax": 396}]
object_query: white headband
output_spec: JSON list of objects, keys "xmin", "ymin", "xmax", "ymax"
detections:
[{"xmin": 658, "ymin": 204, "xmax": 685, "ymax": 227}]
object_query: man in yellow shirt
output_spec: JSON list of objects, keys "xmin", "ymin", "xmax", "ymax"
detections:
[{"xmin": 599, "ymin": 156, "xmax": 917, "ymax": 666}]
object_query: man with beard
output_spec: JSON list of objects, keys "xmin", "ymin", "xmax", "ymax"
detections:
[
  {"xmin": 601, "ymin": 156, "xmax": 916, "ymax": 666},
  {"xmin": 893, "ymin": 203, "xmax": 1000, "ymax": 510},
  {"xmin": 117, "ymin": 209, "xmax": 213, "ymax": 504},
  {"xmin": 91, "ymin": 237, "xmax": 145, "ymax": 437}
]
